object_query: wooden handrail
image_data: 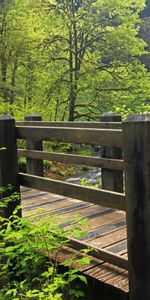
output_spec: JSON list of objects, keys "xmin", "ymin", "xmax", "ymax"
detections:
[
  {"xmin": 16, "ymin": 126, "xmax": 122, "ymax": 147},
  {"xmin": 19, "ymin": 173, "xmax": 126, "ymax": 211},
  {"xmin": 16, "ymin": 121, "xmax": 122, "ymax": 129},
  {"xmin": 69, "ymin": 238, "xmax": 128, "ymax": 270},
  {"xmin": 18, "ymin": 149, "xmax": 124, "ymax": 171}
]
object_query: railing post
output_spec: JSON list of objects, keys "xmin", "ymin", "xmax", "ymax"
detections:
[
  {"xmin": 100, "ymin": 112, "xmax": 123, "ymax": 192},
  {"xmin": 25, "ymin": 114, "xmax": 43, "ymax": 177},
  {"xmin": 123, "ymin": 114, "xmax": 150, "ymax": 300},
  {"xmin": 0, "ymin": 115, "xmax": 21, "ymax": 218}
]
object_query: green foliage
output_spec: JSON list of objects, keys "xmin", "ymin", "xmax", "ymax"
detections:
[
  {"xmin": 0, "ymin": 0, "xmax": 150, "ymax": 120},
  {"xmin": 75, "ymin": 147, "xmax": 93, "ymax": 157},
  {"xmin": 43, "ymin": 142, "xmax": 73, "ymax": 154},
  {"xmin": 80, "ymin": 178, "xmax": 102, "ymax": 188},
  {"xmin": 0, "ymin": 194, "xmax": 91, "ymax": 300},
  {"xmin": 60, "ymin": 167, "xmax": 76, "ymax": 177}
]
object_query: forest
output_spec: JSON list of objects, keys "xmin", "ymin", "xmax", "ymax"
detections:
[{"xmin": 0, "ymin": 0, "xmax": 150, "ymax": 121}]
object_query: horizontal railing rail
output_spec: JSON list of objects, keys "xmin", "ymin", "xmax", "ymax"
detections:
[
  {"xmin": 19, "ymin": 173, "xmax": 126, "ymax": 211},
  {"xmin": 16, "ymin": 121, "xmax": 122, "ymax": 129},
  {"xmin": 16, "ymin": 126, "xmax": 122, "ymax": 147},
  {"xmin": 18, "ymin": 149, "xmax": 124, "ymax": 171},
  {"xmin": 69, "ymin": 238, "xmax": 128, "ymax": 270}
]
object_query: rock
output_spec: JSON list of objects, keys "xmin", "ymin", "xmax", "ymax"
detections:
[
  {"xmin": 65, "ymin": 177, "xmax": 81, "ymax": 183},
  {"xmin": 90, "ymin": 168, "xmax": 98, "ymax": 174},
  {"xmin": 87, "ymin": 179, "xmax": 97, "ymax": 185},
  {"xmin": 94, "ymin": 172, "xmax": 102, "ymax": 179}
]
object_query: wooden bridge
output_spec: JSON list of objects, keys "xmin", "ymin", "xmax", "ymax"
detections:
[{"xmin": 0, "ymin": 112, "xmax": 150, "ymax": 300}]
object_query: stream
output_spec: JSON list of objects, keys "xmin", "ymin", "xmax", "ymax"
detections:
[
  {"xmin": 65, "ymin": 147, "xmax": 102, "ymax": 187},
  {"xmin": 65, "ymin": 167, "xmax": 102, "ymax": 188}
]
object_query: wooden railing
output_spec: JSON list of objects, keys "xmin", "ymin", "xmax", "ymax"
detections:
[
  {"xmin": 16, "ymin": 121, "xmax": 122, "ymax": 129},
  {"xmin": 1, "ymin": 112, "xmax": 150, "ymax": 300},
  {"xmin": 16, "ymin": 112, "xmax": 124, "ymax": 193}
]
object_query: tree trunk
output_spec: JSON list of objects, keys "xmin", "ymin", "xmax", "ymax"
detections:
[
  {"xmin": 24, "ymin": 57, "xmax": 34, "ymax": 107},
  {"xmin": 68, "ymin": 24, "xmax": 75, "ymax": 121},
  {"xmin": 68, "ymin": 0, "xmax": 78, "ymax": 121},
  {"xmin": 10, "ymin": 56, "xmax": 18, "ymax": 104},
  {"xmin": 1, "ymin": 13, "xmax": 8, "ymax": 102}
]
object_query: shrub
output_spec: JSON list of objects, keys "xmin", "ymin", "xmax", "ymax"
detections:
[{"xmin": 0, "ymin": 194, "xmax": 90, "ymax": 300}]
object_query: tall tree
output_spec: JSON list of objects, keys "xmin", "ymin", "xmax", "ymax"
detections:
[
  {"xmin": 40, "ymin": 0, "xmax": 149, "ymax": 120},
  {"xmin": 0, "ymin": 0, "xmax": 149, "ymax": 121}
]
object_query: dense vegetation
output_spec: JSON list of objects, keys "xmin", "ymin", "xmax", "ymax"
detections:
[
  {"xmin": 0, "ymin": 0, "xmax": 150, "ymax": 121},
  {"xmin": 0, "ymin": 193, "xmax": 90, "ymax": 300}
]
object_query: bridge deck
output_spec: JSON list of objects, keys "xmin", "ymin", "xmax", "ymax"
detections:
[{"xmin": 21, "ymin": 187, "xmax": 129, "ymax": 298}]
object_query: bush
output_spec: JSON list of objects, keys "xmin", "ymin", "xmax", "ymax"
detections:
[{"xmin": 0, "ymin": 194, "xmax": 90, "ymax": 300}]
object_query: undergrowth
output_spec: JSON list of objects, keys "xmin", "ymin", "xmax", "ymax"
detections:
[{"xmin": 0, "ymin": 192, "xmax": 91, "ymax": 300}]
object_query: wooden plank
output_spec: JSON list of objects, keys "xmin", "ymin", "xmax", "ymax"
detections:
[
  {"xmin": 16, "ymin": 121, "xmax": 122, "ymax": 129},
  {"xmin": 22, "ymin": 193, "xmax": 67, "ymax": 207},
  {"xmin": 85, "ymin": 262, "xmax": 125, "ymax": 281},
  {"xmin": 19, "ymin": 173, "xmax": 126, "ymax": 211},
  {"xmin": 59, "ymin": 205, "xmax": 107, "ymax": 221},
  {"xmin": 22, "ymin": 191, "xmax": 49, "ymax": 201},
  {"xmin": 21, "ymin": 188, "xmax": 49, "ymax": 200},
  {"xmin": 88, "ymin": 227, "xmax": 127, "ymax": 248},
  {"xmin": 105, "ymin": 270, "xmax": 128, "ymax": 292},
  {"xmin": 61, "ymin": 212, "xmax": 125, "ymax": 245},
  {"xmin": 22, "ymin": 197, "xmax": 91, "ymax": 217},
  {"xmin": 83, "ymin": 260, "xmax": 128, "ymax": 294},
  {"xmin": 104, "ymin": 239, "xmax": 127, "ymax": 254},
  {"xmin": 18, "ymin": 149, "xmax": 124, "ymax": 171},
  {"xmin": 16, "ymin": 126, "xmax": 123, "ymax": 147},
  {"xmin": 22, "ymin": 195, "xmax": 69, "ymax": 212},
  {"xmin": 77, "ymin": 211, "xmax": 125, "ymax": 234},
  {"xmin": 34, "ymin": 204, "xmax": 105, "ymax": 222},
  {"xmin": 123, "ymin": 114, "xmax": 150, "ymax": 300},
  {"xmin": 80, "ymin": 218, "xmax": 126, "ymax": 242}
]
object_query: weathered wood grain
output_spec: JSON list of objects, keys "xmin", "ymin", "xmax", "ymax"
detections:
[
  {"xmin": 81, "ymin": 218, "xmax": 126, "ymax": 242},
  {"xmin": 25, "ymin": 115, "xmax": 43, "ymax": 176},
  {"xmin": 19, "ymin": 173, "xmax": 126, "ymax": 211},
  {"xmin": 21, "ymin": 187, "xmax": 129, "ymax": 295},
  {"xmin": 123, "ymin": 114, "xmax": 150, "ymax": 300},
  {"xmin": 0, "ymin": 116, "xmax": 21, "ymax": 217},
  {"xmin": 18, "ymin": 149, "xmax": 124, "ymax": 170},
  {"xmin": 100, "ymin": 113, "xmax": 123, "ymax": 193},
  {"xmin": 16, "ymin": 126, "xmax": 123, "ymax": 147},
  {"xmin": 23, "ymin": 197, "xmax": 89, "ymax": 217},
  {"xmin": 88, "ymin": 227, "xmax": 127, "ymax": 248},
  {"xmin": 16, "ymin": 121, "xmax": 122, "ymax": 129},
  {"xmin": 68, "ymin": 238, "xmax": 128, "ymax": 270}
]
